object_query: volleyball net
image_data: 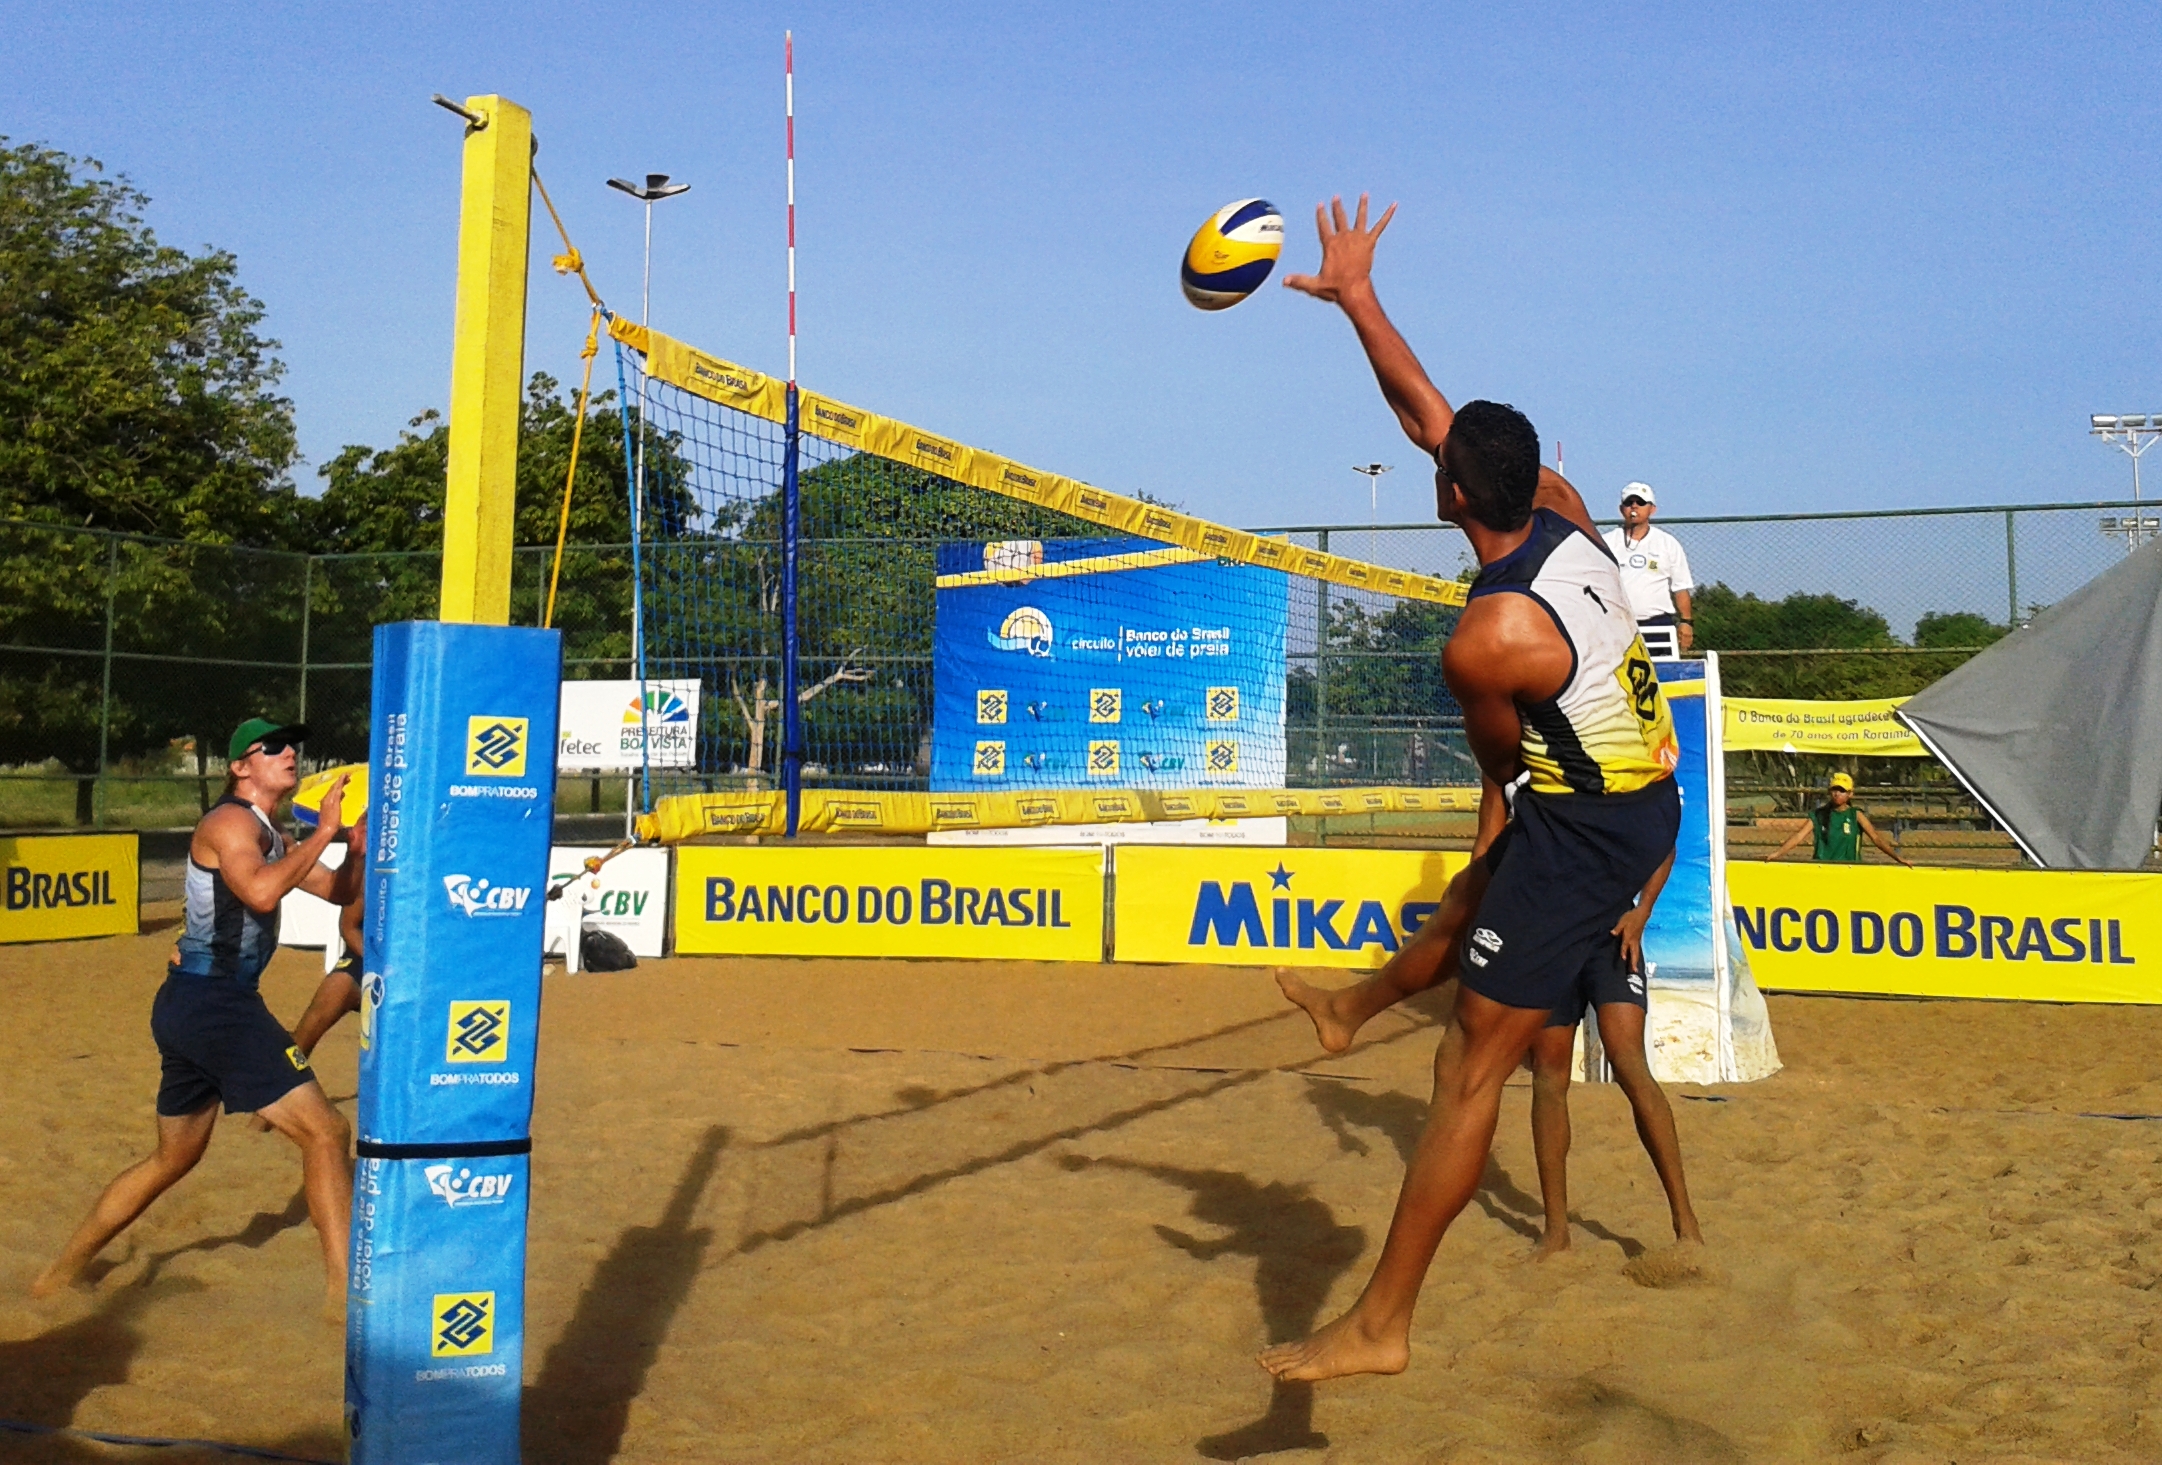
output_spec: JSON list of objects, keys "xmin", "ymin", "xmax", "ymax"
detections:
[{"xmin": 609, "ymin": 319, "xmax": 1482, "ymax": 840}]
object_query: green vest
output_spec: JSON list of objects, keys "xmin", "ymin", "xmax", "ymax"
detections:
[{"xmin": 1812, "ymin": 804, "xmax": 1862, "ymax": 861}]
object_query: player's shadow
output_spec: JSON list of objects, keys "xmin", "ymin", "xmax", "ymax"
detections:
[
  {"xmin": 1303, "ymin": 1079, "xmax": 1549, "ymax": 1244},
  {"xmin": 1303, "ymin": 1077, "xmax": 1647, "ymax": 1257},
  {"xmin": 526, "ymin": 1124, "xmax": 729, "ymax": 1465},
  {"xmin": 1060, "ymin": 1154, "xmax": 1364, "ymax": 1460},
  {"xmin": 0, "ymin": 1279, "xmax": 183, "ymax": 1438},
  {"xmin": 124, "ymin": 1185, "xmax": 312, "ymax": 1289}
]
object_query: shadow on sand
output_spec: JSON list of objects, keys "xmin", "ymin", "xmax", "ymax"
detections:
[
  {"xmin": 525, "ymin": 1124, "xmax": 730, "ymax": 1465},
  {"xmin": 1061, "ymin": 1154, "xmax": 1365, "ymax": 1460}
]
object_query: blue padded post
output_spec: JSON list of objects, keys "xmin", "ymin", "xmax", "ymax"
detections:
[{"xmin": 345, "ymin": 621, "xmax": 561, "ymax": 1465}]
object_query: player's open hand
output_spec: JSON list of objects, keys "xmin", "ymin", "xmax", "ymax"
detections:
[
  {"xmin": 1282, "ymin": 193, "xmax": 1397, "ymax": 304},
  {"xmin": 317, "ymin": 774, "xmax": 348, "ymax": 837},
  {"xmin": 1611, "ymin": 905, "xmax": 1651, "ymax": 975}
]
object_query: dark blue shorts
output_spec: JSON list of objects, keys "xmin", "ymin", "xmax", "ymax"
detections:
[
  {"xmin": 152, "ymin": 973, "xmax": 315, "ymax": 1117},
  {"xmin": 1543, "ymin": 933, "xmax": 1648, "ymax": 1030},
  {"xmin": 1459, "ymin": 778, "xmax": 1679, "ymax": 1017}
]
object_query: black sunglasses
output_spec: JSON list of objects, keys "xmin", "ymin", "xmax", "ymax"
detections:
[
  {"xmin": 251, "ymin": 736, "xmax": 299, "ymax": 757},
  {"xmin": 1620, "ymin": 497, "xmax": 1650, "ymax": 508}
]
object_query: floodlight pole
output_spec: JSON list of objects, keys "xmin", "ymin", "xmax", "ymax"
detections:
[
  {"xmin": 2090, "ymin": 413, "xmax": 2162, "ymax": 552},
  {"xmin": 608, "ymin": 172, "xmax": 690, "ymax": 830}
]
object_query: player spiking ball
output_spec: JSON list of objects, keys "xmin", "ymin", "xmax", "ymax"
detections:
[{"xmin": 1261, "ymin": 196, "xmax": 1686, "ymax": 1382}]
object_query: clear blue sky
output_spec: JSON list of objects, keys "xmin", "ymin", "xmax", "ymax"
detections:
[{"xmin": 7, "ymin": 1, "xmax": 2158, "ymax": 533}]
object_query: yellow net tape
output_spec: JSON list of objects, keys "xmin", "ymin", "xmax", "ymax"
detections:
[{"xmin": 610, "ymin": 319, "xmax": 1469, "ymax": 610}]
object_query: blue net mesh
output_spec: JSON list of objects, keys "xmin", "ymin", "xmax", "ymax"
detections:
[{"xmin": 622, "ymin": 340, "xmax": 1475, "ymax": 806}]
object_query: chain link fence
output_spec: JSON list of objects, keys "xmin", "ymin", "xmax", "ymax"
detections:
[
  {"xmin": 0, "ymin": 520, "xmax": 637, "ymax": 830},
  {"xmin": 1, "ymin": 499, "xmax": 2146, "ymax": 830},
  {"xmin": 1256, "ymin": 498, "xmax": 2150, "ymax": 824}
]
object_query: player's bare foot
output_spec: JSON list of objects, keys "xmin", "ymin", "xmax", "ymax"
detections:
[
  {"xmin": 1258, "ymin": 1308, "xmax": 1409, "ymax": 1381},
  {"xmin": 1275, "ymin": 970, "xmax": 1358, "ymax": 1054},
  {"xmin": 1531, "ymin": 1225, "xmax": 1572, "ymax": 1260},
  {"xmin": 29, "ymin": 1257, "xmax": 87, "ymax": 1298}
]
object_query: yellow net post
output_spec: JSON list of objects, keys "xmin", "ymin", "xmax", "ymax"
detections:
[{"xmin": 439, "ymin": 94, "xmax": 532, "ymax": 625}]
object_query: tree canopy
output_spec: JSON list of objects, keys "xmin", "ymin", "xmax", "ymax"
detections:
[{"xmin": 0, "ymin": 140, "xmax": 299, "ymax": 543}]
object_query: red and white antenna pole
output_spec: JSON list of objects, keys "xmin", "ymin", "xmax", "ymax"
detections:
[{"xmin": 786, "ymin": 30, "xmax": 797, "ymax": 386}]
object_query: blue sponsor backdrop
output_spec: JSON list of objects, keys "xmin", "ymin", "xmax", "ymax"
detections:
[
  {"xmin": 1640, "ymin": 661, "xmax": 1715, "ymax": 988},
  {"xmin": 347, "ymin": 621, "xmax": 559, "ymax": 1465},
  {"xmin": 930, "ymin": 538, "xmax": 1288, "ymax": 790}
]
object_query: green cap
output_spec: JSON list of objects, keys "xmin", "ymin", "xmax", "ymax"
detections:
[{"xmin": 227, "ymin": 717, "xmax": 309, "ymax": 762}]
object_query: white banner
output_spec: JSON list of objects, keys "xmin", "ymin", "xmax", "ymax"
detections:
[
  {"xmin": 558, "ymin": 679, "xmax": 701, "ymax": 770},
  {"xmin": 278, "ymin": 841, "xmax": 346, "ymax": 951},
  {"xmin": 282, "ymin": 843, "xmax": 672, "ymax": 963},
  {"xmin": 545, "ymin": 846, "xmax": 671, "ymax": 959}
]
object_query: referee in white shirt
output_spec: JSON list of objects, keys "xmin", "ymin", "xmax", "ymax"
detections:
[{"xmin": 1602, "ymin": 482, "xmax": 1694, "ymax": 658}]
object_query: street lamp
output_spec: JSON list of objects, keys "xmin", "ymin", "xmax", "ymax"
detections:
[
  {"xmin": 1353, "ymin": 463, "xmax": 1392, "ymax": 559},
  {"xmin": 2089, "ymin": 413, "xmax": 2162, "ymax": 551}
]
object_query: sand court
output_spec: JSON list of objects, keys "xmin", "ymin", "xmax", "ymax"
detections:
[{"xmin": 6, "ymin": 915, "xmax": 2162, "ymax": 1463}]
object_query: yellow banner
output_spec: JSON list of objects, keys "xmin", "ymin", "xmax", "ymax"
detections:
[
  {"xmin": 640, "ymin": 784, "xmax": 1483, "ymax": 843},
  {"xmin": 673, "ymin": 846, "xmax": 1103, "ymax": 960},
  {"xmin": 1727, "ymin": 863, "xmax": 2160, "ymax": 1003},
  {"xmin": 1723, "ymin": 697, "xmax": 1927, "ymax": 756},
  {"xmin": 1, "ymin": 833, "xmax": 139, "ymax": 943},
  {"xmin": 1114, "ymin": 846, "xmax": 1471, "ymax": 969},
  {"xmin": 609, "ymin": 318, "xmax": 1468, "ymax": 612}
]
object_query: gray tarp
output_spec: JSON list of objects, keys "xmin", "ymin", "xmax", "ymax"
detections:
[{"xmin": 1896, "ymin": 538, "xmax": 2162, "ymax": 870}]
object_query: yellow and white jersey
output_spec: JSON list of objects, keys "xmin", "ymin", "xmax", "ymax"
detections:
[{"xmin": 1466, "ymin": 509, "xmax": 1679, "ymax": 795}]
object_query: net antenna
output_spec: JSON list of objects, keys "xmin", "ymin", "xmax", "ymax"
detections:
[{"xmin": 780, "ymin": 31, "xmax": 806, "ymax": 835}]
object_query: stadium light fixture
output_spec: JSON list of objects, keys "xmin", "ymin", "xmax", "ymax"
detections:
[
  {"xmin": 2089, "ymin": 412, "xmax": 2162, "ymax": 551},
  {"xmin": 1353, "ymin": 463, "xmax": 1393, "ymax": 541}
]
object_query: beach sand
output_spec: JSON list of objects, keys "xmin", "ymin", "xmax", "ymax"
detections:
[{"xmin": 5, "ymin": 911, "xmax": 2162, "ymax": 1463}]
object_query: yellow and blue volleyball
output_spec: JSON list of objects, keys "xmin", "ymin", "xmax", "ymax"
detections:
[
  {"xmin": 292, "ymin": 763, "xmax": 369, "ymax": 828},
  {"xmin": 1180, "ymin": 199, "xmax": 1284, "ymax": 311}
]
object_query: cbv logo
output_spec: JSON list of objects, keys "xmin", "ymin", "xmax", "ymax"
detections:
[
  {"xmin": 424, "ymin": 1162, "xmax": 516, "ymax": 1208},
  {"xmin": 598, "ymin": 891, "xmax": 647, "ymax": 918},
  {"xmin": 444, "ymin": 874, "xmax": 532, "ymax": 916}
]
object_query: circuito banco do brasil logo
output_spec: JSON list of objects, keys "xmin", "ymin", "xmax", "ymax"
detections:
[{"xmin": 988, "ymin": 606, "xmax": 1054, "ymax": 657}]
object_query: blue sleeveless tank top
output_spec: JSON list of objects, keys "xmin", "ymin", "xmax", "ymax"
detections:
[{"xmin": 171, "ymin": 796, "xmax": 285, "ymax": 987}]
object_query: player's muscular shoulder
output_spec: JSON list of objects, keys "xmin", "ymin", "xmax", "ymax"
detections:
[
  {"xmin": 1534, "ymin": 467, "xmax": 1598, "ymax": 538},
  {"xmin": 192, "ymin": 803, "xmax": 268, "ymax": 868},
  {"xmin": 1445, "ymin": 594, "xmax": 1572, "ymax": 704}
]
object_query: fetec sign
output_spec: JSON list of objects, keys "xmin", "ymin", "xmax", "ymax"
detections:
[
  {"xmin": 1, "ymin": 833, "xmax": 138, "ymax": 943},
  {"xmin": 1115, "ymin": 846, "xmax": 1471, "ymax": 969},
  {"xmin": 558, "ymin": 679, "xmax": 700, "ymax": 770},
  {"xmin": 674, "ymin": 846, "xmax": 1102, "ymax": 961},
  {"xmin": 1728, "ymin": 863, "xmax": 2159, "ymax": 1003}
]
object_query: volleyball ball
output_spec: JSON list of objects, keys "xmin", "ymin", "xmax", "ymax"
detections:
[{"xmin": 1180, "ymin": 199, "xmax": 1284, "ymax": 311}]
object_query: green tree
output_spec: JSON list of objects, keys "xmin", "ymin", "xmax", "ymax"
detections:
[
  {"xmin": 0, "ymin": 140, "xmax": 300, "ymax": 541},
  {"xmin": 0, "ymin": 141, "xmax": 307, "ymax": 817},
  {"xmin": 1913, "ymin": 610, "xmax": 2007, "ymax": 649}
]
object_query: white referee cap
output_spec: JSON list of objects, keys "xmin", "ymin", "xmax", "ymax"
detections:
[{"xmin": 1621, "ymin": 481, "xmax": 1656, "ymax": 505}]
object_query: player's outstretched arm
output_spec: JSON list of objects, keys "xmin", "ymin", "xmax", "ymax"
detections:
[{"xmin": 1283, "ymin": 194, "xmax": 1453, "ymax": 453}]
